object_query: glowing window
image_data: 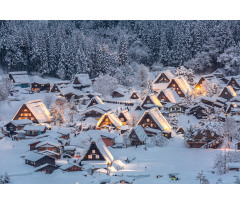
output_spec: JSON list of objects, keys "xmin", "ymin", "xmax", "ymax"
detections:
[
  {"xmin": 146, "ymin": 118, "xmax": 150, "ymax": 122},
  {"xmin": 92, "ymin": 150, "xmax": 95, "ymax": 154},
  {"xmin": 96, "ymin": 155, "xmax": 99, "ymax": 159},
  {"xmin": 88, "ymin": 155, "xmax": 92, "ymax": 159}
]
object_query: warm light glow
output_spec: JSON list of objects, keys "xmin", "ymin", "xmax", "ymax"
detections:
[{"xmin": 196, "ymin": 86, "xmax": 200, "ymax": 91}]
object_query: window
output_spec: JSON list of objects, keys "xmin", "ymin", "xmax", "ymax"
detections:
[
  {"xmin": 24, "ymin": 109, "xmax": 28, "ymax": 112},
  {"xmin": 146, "ymin": 118, "xmax": 150, "ymax": 122},
  {"xmin": 96, "ymin": 155, "xmax": 99, "ymax": 159},
  {"xmin": 92, "ymin": 150, "xmax": 95, "ymax": 154},
  {"xmin": 172, "ymin": 84, "xmax": 175, "ymax": 87},
  {"xmin": 120, "ymin": 117, "xmax": 125, "ymax": 122},
  {"xmin": 88, "ymin": 155, "xmax": 92, "ymax": 159}
]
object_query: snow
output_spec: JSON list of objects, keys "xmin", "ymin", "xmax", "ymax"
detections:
[
  {"xmin": 129, "ymin": 125, "xmax": 148, "ymax": 142},
  {"xmin": 171, "ymin": 76, "xmax": 193, "ymax": 95},
  {"xmin": 97, "ymin": 111, "xmax": 122, "ymax": 128},
  {"xmin": 158, "ymin": 88, "xmax": 182, "ymax": 104},
  {"xmin": 74, "ymin": 74, "xmax": 92, "ymax": 86},
  {"xmin": 23, "ymin": 124, "xmax": 46, "ymax": 131}
]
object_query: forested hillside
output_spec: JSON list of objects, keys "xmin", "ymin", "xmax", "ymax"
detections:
[{"xmin": 1, "ymin": 20, "xmax": 240, "ymax": 80}]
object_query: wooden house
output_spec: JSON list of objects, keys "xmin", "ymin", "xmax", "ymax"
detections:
[
  {"xmin": 35, "ymin": 140, "xmax": 62, "ymax": 153},
  {"xmin": 100, "ymin": 132, "xmax": 118, "ymax": 147},
  {"xmin": 60, "ymin": 163, "xmax": 82, "ymax": 172},
  {"xmin": 35, "ymin": 163, "xmax": 58, "ymax": 174},
  {"xmin": 4, "ymin": 119, "xmax": 32, "ymax": 135},
  {"xmin": 141, "ymin": 93, "xmax": 163, "ymax": 110},
  {"xmin": 96, "ymin": 111, "xmax": 123, "ymax": 130},
  {"xmin": 167, "ymin": 76, "xmax": 192, "ymax": 97},
  {"xmin": 211, "ymin": 68, "xmax": 227, "ymax": 78},
  {"xmin": 28, "ymin": 140, "xmax": 43, "ymax": 151},
  {"xmin": 23, "ymin": 125, "xmax": 47, "ymax": 136},
  {"xmin": 80, "ymin": 137, "xmax": 114, "ymax": 165},
  {"xmin": 86, "ymin": 96, "xmax": 104, "ymax": 108},
  {"xmin": 72, "ymin": 74, "xmax": 92, "ymax": 90},
  {"xmin": 82, "ymin": 105, "xmax": 111, "ymax": 119},
  {"xmin": 31, "ymin": 76, "xmax": 51, "ymax": 92},
  {"xmin": 56, "ymin": 128, "xmax": 71, "ymax": 140},
  {"xmin": 64, "ymin": 146, "xmax": 76, "ymax": 156},
  {"xmin": 130, "ymin": 90, "xmax": 140, "ymax": 99},
  {"xmin": 137, "ymin": 108, "xmax": 172, "ymax": 138},
  {"xmin": 227, "ymin": 77, "xmax": 240, "ymax": 91},
  {"xmin": 111, "ymin": 87, "xmax": 128, "ymax": 98},
  {"xmin": 13, "ymin": 100, "xmax": 52, "ymax": 123},
  {"xmin": 128, "ymin": 125, "xmax": 148, "ymax": 146},
  {"xmin": 187, "ymin": 103, "xmax": 213, "ymax": 119},
  {"xmin": 24, "ymin": 153, "xmax": 55, "ymax": 167},
  {"xmin": 59, "ymin": 86, "xmax": 83, "ymax": 101},
  {"xmin": 118, "ymin": 110, "xmax": 132, "ymax": 125},
  {"xmin": 219, "ymin": 86, "xmax": 237, "ymax": 101},
  {"xmin": 9, "ymin": 71, "xmax": 30, "ymax": 88},
  {"xmin": 50, "ymin": 81, "xmax": 70, "ymax": 93},
  {"xmin": 39, "ymin": 150, "xmax": 61, "ymax": 159},
  {"xmin": 163, "ymin": 103, "xmax": 185, "ymax": 117},
  {"xmin": 157, "ymin": 88, "xmax": 182, "ymax": 104},
  {"xmin": 153, "ymin": 70, "xmax": 174, "ymax": 84}
]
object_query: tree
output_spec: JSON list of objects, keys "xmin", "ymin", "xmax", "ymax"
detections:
[
  {"xmin": 135, "ymin": 64, "xmax": 149, "ymax": 91},
  {"xmin": 151, "ymin": 133, "xmax": 169, "ymax": 147},
  {"xmin": 93, "ymin": 74, "xmax": 119, "ymax": 98},
  {"xmin": 147, "ymin": 77, "xmax": 153, "ymax": 94},
  {"xmin": 168, "ymin": 115, "xmax": 178, "ymax": 130},
  {"xmin": 51, "ymin": 97, "xmax": 68, "ymax": 125},
  {"xmin": 43, "ymin": 95, "xmax": 55, "ymax": 109},
  {"xmin": 118, "ymin": 35, "xmax": 128, "ymax": 66},
  {"xmin": 68, "ymin": 96, "xmax": 78, "ymax": 123}
]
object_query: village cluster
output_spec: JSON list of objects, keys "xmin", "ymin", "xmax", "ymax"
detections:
[{"xmin": 1, "ymin": 66, "xmax": 240, "ymax": 184}]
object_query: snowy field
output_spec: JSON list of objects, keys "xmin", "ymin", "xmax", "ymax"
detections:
[{"xmin": 0, "ymin": 133, "xmax": 238, "ymax": 184}]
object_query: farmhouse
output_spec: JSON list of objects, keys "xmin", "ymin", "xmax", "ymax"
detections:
[
  {"xmin": 227, "ymin": 77, "xmax": 240, "ymax": 91},
  {"xmin": 128, "ymin": 125, "xmax": 148, "ymax": 146},
  {"xmin": 13, "ymin": 100, "xmax": 52, "ymax": 123},
  {"xmin": 141, "ymin": 93, "xmax": 163, "ymax": 110},
  {"xmin": 118, "ymin": 109, "xmax": 132, "ymax": 125},
  {"xmin": 137, "ymin": 108, "xmax": 172, "ymax": 138},
  {"xmin": 31, "ymin": 76, "xmax": 51, "ymax": 92},
  {"xmin": 82, "ymin": 105, "xmax": 111, "ymax": 119},
  {"xmin": 80, "ymin": 137, "xmax": 114, "ymax": 166},
  {"xmin": 219, "ymin": 86, "xmax": 237, "ymax": 101},
  {"xmin": 111, "ymin": 87, "xmax": 128, "ymax": 98},
  {"xmin": 163, "ymin": 103, "xmax": 185, "ymax": 117},
  {"xmin": 153, "ymin": 70, "xmax": 175, "ymax": 84},
  {"xmin": 60, "ymin": 163, "xmax": 82, "ymax": 172},
  {"xmin": 35, "ymin": 140, "xmax": 62, "ymax": 153},
  {"xmin": 157, "ymin": 88, "xmax": 182, "ymax": 104},
  {"xmin": 23, "ymin": 125, "xmax": 47, "ymax": 136},
  {"xmin": 167, "ymin": 76, "xmax": 192, "ymax": 97},
  {"xmin": 86, "ymin": 96, "xmax": 104, "ymax": 108},
  {"xmin": 50, "ymin": 81, "xmax": 70, "ymax": 93},
  {"xmin": 130, "ymin": 90, "xmax": 140, "ymax": 99},
  {"xmin": 24, "ymin": 152, "xmax": 55, "ymax": 167},
  {"xmin": 39, "ymin": 150, "xmax": 61, "ymax": 159},
  {"xmin": 96, "ymin": 111, "xmax": 123, "ymax": 130},
  {"xmin": 72, "ymin": 74, "xmax": 92, "ymax": 90},
  {"xmin": 5, "ymin": 119, "xmax": 33, "ymax": 134},
  {"xmin": 9, "ymin": 71, "xmax": 30, "ymax": 88}
]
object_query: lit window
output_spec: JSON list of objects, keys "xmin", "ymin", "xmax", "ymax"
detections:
[
  {"xmin": 24, "ymin": 109, "xmax": 28, "ymax": 112},
  {"xmin": 96, "ymin": 155, "xmax": 99, "ymax": 159},
  {"xmin": 92, "ymin": 150, "xmax": 95, "ymax": 154},
  {"xmin": 120, "ymin": 118, "xmax": 125, "ymax": 122},
  {"xmin": 88, "ymin": 155, "xmax": 92, "ymax": 159},
  {"xmin": 146, "ymin": 118, "xmax": 150, "ymax": 122}
]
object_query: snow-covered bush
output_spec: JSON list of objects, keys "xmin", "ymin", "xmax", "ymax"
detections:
[
  {"xmin": 0, "ymin": 172, "xmax": 10, "ymax": 184},
  {"xmin": 150, "ymin": 133, "xmax": 169, "ymax": 147}
]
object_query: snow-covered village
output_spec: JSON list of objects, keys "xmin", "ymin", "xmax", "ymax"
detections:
[{"xmin": 2, "ymin": 20, "xmax": 240, "ymax": 185}]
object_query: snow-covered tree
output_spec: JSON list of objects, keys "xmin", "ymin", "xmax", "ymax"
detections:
[
  {"xmin": 93, "ymin": 74, "xmax": 119, "ymax": 98},
  {"xmin": 43, "ymin": 95, "xmax": 55, "ymax": 109},
  {"xmin": 68, "ymin": 96, "xmax": 78, "ymax": 123},
  {"xmin": 135, "ymin": 64, "xmax": 149, "ymax": 91},
  {"xmin": 151, "ymin": 133, "xmax": 169, "ymax": 147},
  {"xmin": 168, "ymin": 115, "xmax": 178, "ymax": 130}
]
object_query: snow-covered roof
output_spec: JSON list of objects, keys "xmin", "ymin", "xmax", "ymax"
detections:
[
  {"xmin": 59, "ymin": 85, "xmax": 83, "ymax": 96},
  {"xmin": 129, "ymin": 125, "xmax": 148, "ymax": 142},
  {"xmin": 9, "ymin": 71, "xmax": 28, "ymax": 75},
  {"xmin": 64, "ymin": 146, "xmax": 76, "ymax": 151},
  {"xmin": 82, "ymin": 137, "xmax": 114, "ymax": 164},
  {"xmin": 39, "ymin": 150, "xmax": 60, "ymax": 156},
  {"xmin": 74, "ymin": 74, "xmax": 92, "ymax": 86},
  {"xmin": 60, "ymin": 163, "xmax": 81, "ymax": 171},
  {"xmin": 56, "ymin": 128, "xmax": 71, "ymax": 135},
  {"xmin": 11, "ymin": 74, "xmax": 31, "ymax": 84},
  {"xmin": 228, "ymin": 163, "xmax": 240, "ymax": 169},
  {"xmin": 86, "ymin": 96, "xmax": 104, "ymax": 108},
  {"xmin": 35, "ymin": 163, "xmax": 56, "ymax": 171},
  {"xmin": 24, "ymin": 152, "xmax": 50, "ymax": 162},
  {"xmin": 30, "ymin": 75, "xmax": 51, "ymax": 84},
  {"xmin": 23, "ymin": 125, "xmax": 46, "ymax": 131},
  {"xmin": 112, "ymin": 87, "xmax": 129, "ymax": 96},
  {"xmin": 170, "ymin": 76, "xmax": 193, "ymax": 95},
  {"xmin": 137, "ymin": 108, "xmax": 172, "ymax": 131},
  {"xmin": 6, "ymin": 119, "xmax": 32, "ymax": 126},
  {"xmin": 97, "ymin": 111, "xmax": 123, "ymax": 128},
  {"xmin": 141, "ymin": 93, "xmax": 163, "ymax": 107},
  {"xmin": 223, "ymin": 86, "xmax": 237, "ymax": 97},
  {"xmin": 18, "ymin": 100, "xmax": 52, "ymax": 123},
  {"xmin": 152, "ymin": 83, "xmax": 169, "ymax": 92},
  {"xmin": 153, "ymin": 70, "xmax": 175, "ymax": 84},
  {"xmin": 35, "ymin": 139, "xmax": 61, "ymax": 148},
  {"xmin": 119, "ymin": 109, "xmax": 132, "ymax": 122},
  {"xmin": 158, "ymin": 88, "xmax": 182, "ymax": 104}
]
